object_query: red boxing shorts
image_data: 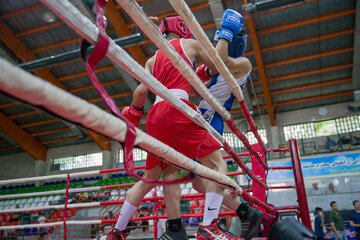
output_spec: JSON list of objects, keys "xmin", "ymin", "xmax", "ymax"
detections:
[{"xmin": 145, "ymin": 99, "xmax": 221, "ymax": 170}]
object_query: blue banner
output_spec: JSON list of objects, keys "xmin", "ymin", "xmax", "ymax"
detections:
[{"xmin": 266, "ymin": 152, "xmax": 360, "ymax": 180}]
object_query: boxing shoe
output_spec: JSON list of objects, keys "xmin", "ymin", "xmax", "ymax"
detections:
[
  {"xmin": 219, "ymin": 9, "xmax": 243, "ymax": 42},
  {"xmin": 106, "ymin": 228, "xmax": 126, "ymax": 240},
  {"xmin": 239, "ymin": 206, "xmax": 264, "ymax": 240},
  {"xmin": 197, "ymin": 219, "xmax": 245, "ymax": 240},
  {"xmin": 158, "ymin": 221, "xmax": 188, "ymax": 240}
]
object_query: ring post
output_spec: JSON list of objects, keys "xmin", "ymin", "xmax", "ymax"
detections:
[{"xmin": 289, "ymin": 138, "xmax": 311, "ymax": 231}]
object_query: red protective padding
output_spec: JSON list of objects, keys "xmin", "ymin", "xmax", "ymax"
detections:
[{"xmin": 251, "ymin": 143, "xmax": 266, "ymax": 213}]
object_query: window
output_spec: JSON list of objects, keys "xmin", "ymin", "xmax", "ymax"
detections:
[
  {"xmin": 283, "ymin": 123, "xmax": 316, "ymax": 141},
  {"xmin": 314, "ymin": 120, "xmax": 337, "ymax": 137},
  {"xmin": 223, "ymin": 129, "xmax": 267, "ymax": 150},
  {"xmin": 283, "ymin": 114, "xmax": 360, "ymax": 140},
  {"xmin": 52, "ymin": 152, "xmax": 102, "ymax": 171},
  {"xmin": 118, "ymin": 148, "xmax": 147, "ymax": 163},
  {"xmin": 335, "ymin": 115, "xmax": 360, "ymax": 134}
]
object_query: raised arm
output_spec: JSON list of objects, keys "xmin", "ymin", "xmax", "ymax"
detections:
[{"xmin": 216, "ymin": 38, "xmax": 251, "ymax": 79}]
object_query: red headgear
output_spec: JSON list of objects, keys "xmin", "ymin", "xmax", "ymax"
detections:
[{"xmin": 158, "ymin": 15, "xmax": 192, "ymax": 39}]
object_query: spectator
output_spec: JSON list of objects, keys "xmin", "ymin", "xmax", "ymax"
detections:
[
  {"xmin": 325, "ymin": 137, "xmax": 337, "ymax": 150},
  {"xmin": 338, "ymin": 135, "xmax": 351, "ymax": 145},
  {"xmin": 10, "ymin": 205, "xmax": 21, "ymax": 224},
  {"xmin": 93, "ymin": 229, "xmax": 104, "ymax": 240},
  {"xmin": 329, "ymin": 201, "xmax": 346, "ymax": 240},
  {"xmin": 38, "ymin": 212, "xmax": 46, "ymax": 240},
  {"xmin": 100, "ymin": 224, "xmax": 112, "ymax": 240},
  {"xmin": 138, "ymin": 211, "xmax": 149, "ymax": 233},
  {"xmin": 314, "ymin": 207, "xmax": 325, "ymax": 240},
  {"xmin": 157, "ymin": 208, "xmax": 167, "ymax": 239},
  {"xmin": 328, "ymin": 183, "xmax": 336, "ymax": 194},
  {"xmin": 96, "ymin": 191, "xmax": 104, "ymax": 201},
  {"xmin": 45, "ymin": 201, "xmax": 56, "ymax": 218},
  {"xmin": 349, "ymin": 133, "xmax": 360, "ymax": 146},
  {"xmin": 349, "ymin": 200, "xmax": 360, "ymax": 240},
  {"xmin": 308, "ymin": 183, "xmax": 325, "ymax": 195}
]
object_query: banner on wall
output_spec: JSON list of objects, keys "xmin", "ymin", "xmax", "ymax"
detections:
[{"xmin": 266, "ymin": 152, "xmax": 360, "ymax": 180}]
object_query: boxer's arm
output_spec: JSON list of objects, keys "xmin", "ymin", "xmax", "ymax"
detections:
[
  {"xmin": 184, "ymin": 39, "xmax": 218, "ymax": 76},
  {"xmin": 132, "ymin": 59, "xmax": 152, "ymax": 109},
  {"xmin": 216, "ymin": 38, "xmax": 251, "ymax": 79}
]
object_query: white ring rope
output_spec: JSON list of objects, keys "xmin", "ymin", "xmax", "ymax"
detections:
[
  {"xmin": 0, "ymin": 220, "xmax": 102, "ymax": 230},
  {"xmin": 0, "ymin": 58, "xmax": 242, "ymax": 199},
  {"xmin": 0, "ymin": 170, "xmax": 100, "ymax": 185},
  {"xmin": 0, "ymin": 202, "xmax": 100, "ymax": 214},
  {"xmin": 38, "ymin": 0, "xmax": 267, "ymax": 187},
  {"xmin": 39, "ymin": 0, "xmax": 243, "ymax": 154},
  {"xmin": 116, "ymin": 0, "xmax": 232, "ymax": 121},
  {"xmin": 168, "ymin": 0, "xmax": 244, "ymax": 102},
  {"xmin": 0, "ymin": 186, "xmax": 102, "ymax": 199}
]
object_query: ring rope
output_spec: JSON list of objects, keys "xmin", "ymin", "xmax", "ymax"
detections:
[
  {"xmin": 167, "ymin": 0, "xmax": 268, "ymax": 154},
  {"xmin": 0, "ymin": 59, "xmax": 256, "ymax": 208},
  {"xmin": 80, "ymin": 0, "xmax": 192, "ymax": 186},
  {"xmin": 38, "ymin": 0, "xmax": 268, "ymax": 190},
  {"xmin": 117, "ymin": 0, "xmax": 268, "ymax": 171}
]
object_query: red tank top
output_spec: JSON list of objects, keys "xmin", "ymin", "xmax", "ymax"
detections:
[{"xmin": 152, "ymin": 38, "xmax": 193, "ymax": 96}]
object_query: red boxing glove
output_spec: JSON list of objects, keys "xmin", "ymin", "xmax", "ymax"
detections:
[
  {"xmin": 122, "ymin": 104, "xmax": 144, "ymax": 127},
  {"xmin": 196, "ymin": 64, "xmax": 212, "ymax": 82}
]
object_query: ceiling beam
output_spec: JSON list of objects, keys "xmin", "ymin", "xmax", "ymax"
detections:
[
  {"xmin": 69, "ymin": 78, "xmax": 125, "ymax": 94},
  {"xmin": 352, "ymin": 0, "xmax": 360, "ymax": 99},
  {"xmin": 31, "ymin": 127, "xmax": 70, "ymax": 137},
  {"xmin": 88, "ymin": 91, "xmax": 133, "ymax": 103},
  {"xmin": 58, "ymin": 65, "xmax": 115, "ymax": 82},
  {"xmin": 0, "ymin": 101, "xmax": 19, "ymax": 109},
  {"xmin": 16, "ymin": 21, "xmax": 64, "ymax": 37},
  {"xmin": 256, "ymin": 28, "xmax": 354, "ymax": 55},
  {"xmin": 264, "ymin": 47, "xmax": 353, "ymax": 68},
  {"xmin": 6, "ymin": 90, "xmax": 132, "ymax": 121},
  {"xmin": 231, "ymin": 90, "xmax": 354, "ymax": 114},
  {"xmin": 0, "ymin": 146, "xmax": 16, "ymax": 152},
  {"xmin": 252, "ymin": 62, "xmax": 353, "ymax": 85},
  {"xmin": 9, "ymin": 110, "xmax": 42, "ymax": 119},
  {"xmin": 0, "ymin": 2, "xmax": 43, "ymax": 20},
  {"xmin": 0, "ymin": 21, "xmax": 64, "ymax": 89},
  {"xmin": 273, "ymin": 91, "xmax": 354, "ymax": 107},
  {"xmin": 32, "ymin": 37, "xmax": 82, "ymax": 53},
  {"xmin": 257, "ymin": 8, "xmax": 355, "ymax": 36},
  {"xmin": 254, "ymin": 77, "xmax": 353, "ymax": 98},
  {"xmin": 0, "ymin": 20, "xmax": 111, "ymax": 151},
  {"xmin": 0, "ymin": 111, "xmax": 47, "ymax": 161},
  {"xmin": 41, "ymin": 136, "xmax": 78, "ymax": 145},
  {"xmin": 245, "ymin": 14, "xmax": 276, "ymax": 126},
  {"xmin": 20, "ymin": 119, "xmax": 58, "ymax": 128},
  {"xmin": 267, "ymin": 63, "xmax": 353, "ymax": 83},
  {"xmin": 256, "ymin": 0, "xmax": 320, "ymax": 16}
]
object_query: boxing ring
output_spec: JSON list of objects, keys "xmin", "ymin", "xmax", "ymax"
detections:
[{"xmin": 0, "ymin": 0, "xmax": 311, "ymax": 239}]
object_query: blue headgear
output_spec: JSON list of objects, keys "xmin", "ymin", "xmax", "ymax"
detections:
[{"xmin": 214, "ymin": 29, "xmax": 247, "ymax": 58}]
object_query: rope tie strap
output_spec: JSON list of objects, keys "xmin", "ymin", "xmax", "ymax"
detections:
[{"xmin": 80, "ymin": 0, "xmax": 191, "ymax": 185}]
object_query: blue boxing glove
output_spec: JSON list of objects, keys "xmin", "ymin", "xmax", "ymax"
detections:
[{"xmin": 219, "ymin": 9, "xmax": 243, "ymax": 42}]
